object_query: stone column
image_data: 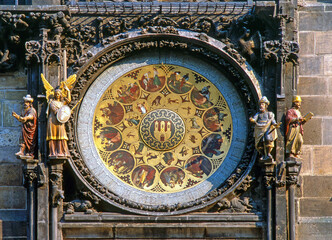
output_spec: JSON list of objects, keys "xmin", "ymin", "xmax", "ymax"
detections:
[
  {"xmin": 21, "ymin": 157, "xmax": 39, "ymax": 240},
  {"xmin": 286, "ymin": 157, "xmax": 302, "ymax": 240},
  {"xmin": 259, "ymin": 160, "xmax": 276, "ymax": 240},
  {"xmin": 49, "ymin": 157, "xmax": 66, "ymax": 240}
]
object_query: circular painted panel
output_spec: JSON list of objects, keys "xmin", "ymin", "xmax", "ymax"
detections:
[
  {"xmin": 92, "ymin": 64, "xmax": 233, "ymax": 193},
  {"xmin": 77, "ymin": 51, "xmax": 248, "ymax": 208}
]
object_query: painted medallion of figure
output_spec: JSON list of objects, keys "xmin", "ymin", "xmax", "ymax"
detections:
[{"xmin": 93, "ymin": 64, "xmax": 233, "ymax": 193}]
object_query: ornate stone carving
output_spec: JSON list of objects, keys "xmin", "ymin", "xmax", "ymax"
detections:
[
  {"xmin": 50, "ymin": 172, "xmax": 64, "ymax": 207},
  {"xmin": 216, "ymin": 197, "xmax": 256, "ymax": 213},
  {"xmin": 264, "ymin": 40, "xmax": 299, "ymax": 64},
  {"xmin": 64, "ymin": 200, "xmax": 95, "ymax": 214}
]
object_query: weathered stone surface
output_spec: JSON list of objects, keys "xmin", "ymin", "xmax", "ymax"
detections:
[
  {"xmin": 313, "ymin": 146, "xmax": 332, "ymax": 175},
  {"xmin": 322, "ymin": 118, "xmax": 332, "ymax": 144},
  {"xmin": 328, "ymin": 77, "xmax": 332, "ymax": 95},
  {"xmin": 0, "ymin": 187, "xmax": 26, "ymax": 209},
  {"xmin": 4, "ymin": 90, "xmax": 27, "ymax": 100},
  {"xmin": 0, "ymin": 128, "xmax": 21, "ymax": 147},
  {"xmin": 0, "ymin": 164, "xmax": 22, "ymax": 186},
  {"xmin": 0, "ymin": 72, "xmax": 27, "ymax": 89},
  {"xmin": 323, "ymin": 54, "xmax": 332, "ymax": 75},
  {"xmin": 302, "ymin": 117, "xmax": 322, "ymax": 145},
  {"xmin": 300, "ymin": 145, "xmax": 313, "ymax": 175},
  {"xmin": 315, "ymin": 32, "xmax": 332, "ymax": 54},
  {"xmin": 299, "ymin": 56, "xmax": 324, "ymax": 76},
  {"xmin": 0, "ymin": 146, "xmax": 21, "ymax": 163},
  {"xmin": 3, "ymin": 101, "xmax": 22, "ymax": 127},
  {"xmin": 298, "ymin": 218, "xmax": 332, "ymax": 240},
  {"xmin": 303, "ymin": 176, "xmax": 332, "ymax": 197},
  {"xmin": 299, "ymin": 32, "xmax": 315, "ymax": 55},
  {"xmin": 301, "ymin": 96, "xmax": 332, "ymax": 116},
  {"xmin": 299, "ymin": 12, "xmax": 332, "ymax": 32},
  {"xmin": 298, "ymin": 77, "xmax": 327, "ymax": 95},
  {"xmin": 2, "ymin": 221, "xmax": 27, "ymax": 237},
  {"xmin": 300, "ymin": 198, "xmax": 332, "ymax": 217}
]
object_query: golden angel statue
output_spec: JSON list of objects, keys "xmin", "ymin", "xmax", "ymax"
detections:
[{"xmin": 41, "ymin": 73, "xmax": 76, "ymax": 158}]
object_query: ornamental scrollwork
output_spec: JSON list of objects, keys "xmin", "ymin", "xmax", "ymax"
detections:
[{"xmin": 263, "ymin": 40, "xmax": 299, "ymax": 64}]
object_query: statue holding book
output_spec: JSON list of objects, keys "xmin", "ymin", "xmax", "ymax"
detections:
[{"xmin": 285, "ymin": 96, "xmax": 313, "ymax": 158}]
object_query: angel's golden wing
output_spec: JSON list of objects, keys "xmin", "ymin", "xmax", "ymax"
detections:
[
  {"xmin": 61, "ymin": 74, "xmax": 77, "ymax": 90},
  {"xmin": 41, "ymin": 73, "xmax": 54, "ymax": 101}
]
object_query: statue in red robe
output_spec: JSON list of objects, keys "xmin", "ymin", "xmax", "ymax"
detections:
[{"xmin": 12, "ymin": 95, "xmax": 37, "ymax": 158}]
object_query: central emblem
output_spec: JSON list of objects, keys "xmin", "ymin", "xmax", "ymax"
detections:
[{"xmin": 140, "ymin": 109, "xmax": 185, "ymax": 151}]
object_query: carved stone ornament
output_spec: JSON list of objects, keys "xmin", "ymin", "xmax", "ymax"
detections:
[{"xmin": 67, "ymin": 32, "xmax": 261, "ymax": 215}]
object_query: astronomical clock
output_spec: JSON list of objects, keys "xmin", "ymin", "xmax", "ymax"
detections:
[{"xmin": 71, "ymin": 40, "xmax": 259, "ymax": 215}]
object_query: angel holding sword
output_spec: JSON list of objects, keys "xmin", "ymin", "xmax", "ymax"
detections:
[{"xmin": 41, "ymin": 73, "xmax": 77, "ymax": 158}]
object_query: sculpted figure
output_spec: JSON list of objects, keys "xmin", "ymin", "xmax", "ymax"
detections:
[
  {"xmin": 250, "ymin": 96, "xmax": 279, "ymax": 161},
  {"xmin": 285, "ymin": 96, "xmax": 313, "ymax": 158},
  {"xmin": 41, "ymin": 74, "xmax": 77, "ymax": 158},
  {"xmin": 12, "ymin": 94, "xmax": 37, "ymax": 157}
]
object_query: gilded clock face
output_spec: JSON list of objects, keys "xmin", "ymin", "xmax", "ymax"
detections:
[{"xmin": 92, "ymin": 64, "xmax": 233, "ymax": 193}]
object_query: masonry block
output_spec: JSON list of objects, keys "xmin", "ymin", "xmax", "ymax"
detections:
[
  {"xmin": 303, "ymin": 176, "xmax": 332, "ymax": 197},
  {"xmin": 0, "ymin": 73, "xmax": 27, "ymax": 89},
  {"xmin": 298, "ymin": 77, "xmax": 327, "ymax": 95},
  {"xmin": 322, "ymin": 118, "xmax": 332, "ymax": 144},
  {"xmin": 324, "ymin": 55, "xmax": 332, "ymax": 75},
  {"xmin": 313, "ymin": 146, "xmax": 332, "ymax": 175},
  {"xmin": 299, "ymin": 56, "xmax": 324, "ymax": 76},
  {"xmin": 299, "ymin": 32, "xmax": 315, "ymax": 55},
  {"xmin": 301, "ymin": 96, "xmax": 332, "ymax": 116},
  {"xmin": 4, "ymin": 90, "xmax": 27, "ymax": 100},
  {"xmin": 300, "ymin": 198, "xmax": 332, "ymax": 217},
  {"xmin": 302, "ymin": 117, "xmax": 322, "ymax": 145},
  {"xmin": 299, "ymin": 12, "xmax": 332, "ymax": 32},
  {"xmin": 0, "ymin": 164, "xmax": 23, "ymax": 186},
  {"xmin": 0, "ymin": 128, "xmax": 21, "ymax": 147},
  {"xmin": 315, "ymin": 32, "xmax": 332, "ymax": 55},
  {"xmin": 298, "ymin": 219, "xmax": 332, "ymax": 240},
  {"xmin": 3, "ymin": 100, "xmax": 22, "ymax": 127},
  {"xmin": 0, "ymin": 187, "xmax": 26, "ymax": 209},
  {"xmin": 300, "ymin": 145, "xmax": 313, "ymax": 175}
]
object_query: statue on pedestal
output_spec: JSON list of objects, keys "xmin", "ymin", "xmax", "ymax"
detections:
[
  {"xmin": 12, "ymin": 94, "xmax": 37, "ymax": 158},
  {"xmin": 250, "ymin": 96, "xmax": 279, "ymax": 162},
  {"xmin": 285, "ymin": 96, "xmax": 313, "ymax": 158},
  {"xmin": 41, "ymin": 74, "xmax": 77, "ymax": 158}
]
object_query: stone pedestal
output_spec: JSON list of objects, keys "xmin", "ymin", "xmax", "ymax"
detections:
[{"xmin": 49, "ymin": 157, "xmax": 66, "ymax": 240}]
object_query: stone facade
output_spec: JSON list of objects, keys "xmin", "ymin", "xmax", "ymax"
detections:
[
  {"xmin": 0, "ymin": 70, "xmax": 27, "ymax": 239},
  {"xmin": 297, "ymin": 2, "xmax": 332, "ymax": 239},
  {"xmin": 0, "ymin": 0, "xmax": 331, "ymax": 240}
]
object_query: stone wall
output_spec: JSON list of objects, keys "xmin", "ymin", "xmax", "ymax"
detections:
[
  {"xmin": 0, "ymin": 71, "xmax": 27, "ymax": 239},
  {"xmin": 297, "ymin": 2, "xmax": 332, "ymax": 239}
]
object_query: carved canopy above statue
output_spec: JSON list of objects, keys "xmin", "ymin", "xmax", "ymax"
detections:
[{"xmin": 68, "ymin": 33, "xmax": 261, "ymax": 215}]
